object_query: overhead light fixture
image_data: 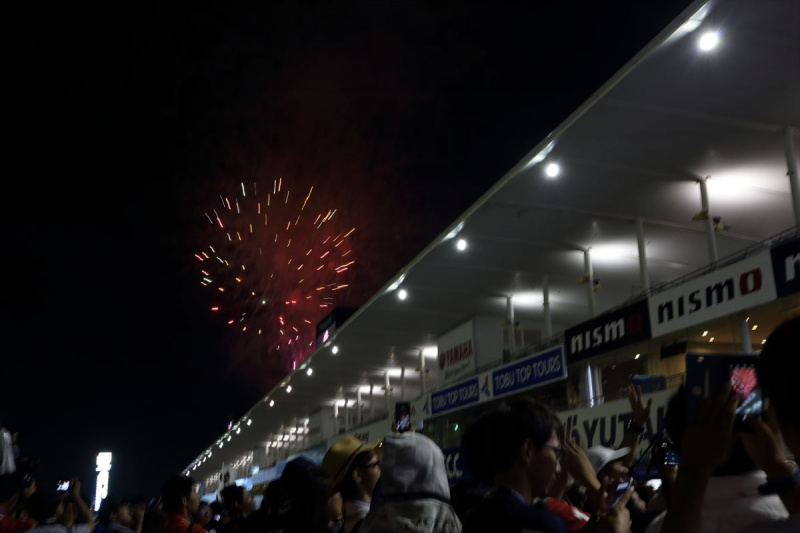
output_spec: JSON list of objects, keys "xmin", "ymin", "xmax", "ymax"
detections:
[
  {"xmin": 398, "ymin": 289, "xmax": 408, "ymax": 300},
  {"xmin": 698, "ymin": 31, "xmax": 719, "ymax": 51},
  {"xmin": 545, "ymin": 162, "xmax": 560, "ymax": 178},
  {"xmin": 286, "ymin": 385, "xmax": 292, "ymax": 393},
  {"xmin": 307, "ymin": 367, "xmax": 313, "ymax": 376},
  {"xmin": 702, "ymin": 331, "xmax": 708, "ymax": 337},
  {"xmin": 422, "ymin": 346, "xmax": 438, "ymax": 358},
  {"xmin": 761, "ymin": 339, "xmax": 766, "ymax": 345},
  {"xmin": 236, "ymin": 428, "xmax": 241, "ymax": 434},
  {"xmin": 746, "ymin": 316, "xmax": 750, "ymax": 322},
  {"xmin": 247, "ymin": 419, "xmax": 252, "ymax": 426},
  {"xmin": 332, "ymin": 345, "xmax": 339, "ymax": 355},
  {"xmin": 456, "ymin": 239, "xmax": 467, "ymax": 251},
  {"xmin": 751, "ymin": 325, "xmax": 758, "ymax": 331},
  {"xmin": 227, "ymin": 436, "xmax": 231, "ymax": 442},
  {"xmin": 269, "ymin": 399, "xmax": 275, "ymax": 407},
  {"xmin": 709, "ymin": 337, "xmax": 715, "ymax": 343},
  {"xmin": 635, "ymin": 354, "xmax": 641, "ymax": 360}
]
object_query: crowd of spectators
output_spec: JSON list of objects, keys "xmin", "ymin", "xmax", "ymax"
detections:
[{"xmin": 3, "ymin": 317, "xmax": 799, "ymax": 533}]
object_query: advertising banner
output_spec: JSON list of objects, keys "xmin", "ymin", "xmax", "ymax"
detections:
[
  {"xmin": 566, "ymin": 300, "xmax": 651, "ymax": 363},
  {"xmin": 491, "ymin": 345, "xmax": 567, "ymax": 399},
  {"xmin": 437, "ymin": 320, "xmax": 477, "ymax": 384},
  {"xmin": 771, "ymin": 235, "xmax": 800, "ymax": 297},
  {"xmin": 557, "ymin": 389, "xmax": 673, "ymax": 450},
  {"xmin": 648, "ymin": 251, "xmax": 777, "ymax": 337}
]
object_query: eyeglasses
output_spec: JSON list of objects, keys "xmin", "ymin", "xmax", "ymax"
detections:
[{"xmin": 545, "ymin": 445, "xmax": 564, "ymax": 462}]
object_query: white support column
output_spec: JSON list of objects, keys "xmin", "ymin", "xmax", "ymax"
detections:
[
  {"xmin": 636, "ymin": 217, "xmax": 651, "ymax": 291},
  {"xmin": 740, "ymin": 314, "xmax": 752, "ymax": 354},
  {"xmin": 507, "ymin": 296, "xmax": 516, "ymax": 353},
  {"xmin": 419, "ymin": 350, "xmax": 426, "ymax": 394},
  {"xmin": 699, "ymin": 178, "xmax": 719, "ymax": 263},
  {"xmin": 357, "ymin": 388, "xmax": 363, "ymax": 426},
  {"xmin": 333, "ymin": 404, "xmax": 339, "ymax": 435},
  {"xmin": 584, "ymin": 249, "xmax": 597, "ymax": 316},
  {"xmin": 542, "ymin": 275, "xmax": 553, "ymax": 339},
  {"xmin": 370, "ymin": 383, "xmax": 375, "ymax": 419},
  {"xmin": 344, "ymin": 394, "xmax": 350, "ymax": 432},
  {"xmin": 384, "ymin": 371, "xmax": 391, "ymax": 414},
  {"xmin": 786, "ymin": 128, "xmax": 800, "ymax": 225},
  {"xmin": 401, "ymin": 366, "xmax": 406, "ymax": 401}
]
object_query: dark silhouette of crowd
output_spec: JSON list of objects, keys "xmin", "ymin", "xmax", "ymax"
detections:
[{"xmin": 3, "ymin": 317, "xmax": 799, "ymax": 533}]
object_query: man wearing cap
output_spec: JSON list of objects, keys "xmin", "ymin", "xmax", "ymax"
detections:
[{"xmin": 321, "ymin": 435, "xmax": 382, "ymax": 533}]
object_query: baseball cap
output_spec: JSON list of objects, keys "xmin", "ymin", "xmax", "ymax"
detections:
[
  {"xmin": 321, "ymin": 435, "xmax": 383, "ymax": 487},
  {"xmin": 586, "ymin": 446, "xmax": 631, "ymax": 474}
]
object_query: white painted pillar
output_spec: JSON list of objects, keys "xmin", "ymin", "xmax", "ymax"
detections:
[
  {"xmin": 584, "ymin": 249, "xmax": 597, "ymax": 316},
  {"xmin": 636, "ymin": 217, "xmax": 650, "ymax": 291},
  {"xmin": 542, "ymin": 275, "xmax": 553, "ymax": 339},
  {"xmin": 699, "ymin": 178, "xmax": 719, "ymax": 263}
]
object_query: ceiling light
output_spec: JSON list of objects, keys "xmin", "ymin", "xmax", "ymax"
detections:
[
  {"xmin": 236, "ymin": 428, "xmax": 241, "ymax": 434},
  {"xmin": 398, "ymin": 289, "xmax": 408, "ymax": 300},
  {"xmin": 219, "ymin": 442, "xmax": 223, "ymax": 448},
  {"xmin": 456, "ymin": 239, "xmax": 467, "ymax": 251},
  {"xmin": 307, "ymin": 367, "xmax": 313, "ymax": 376},
  {"xmin": 269, "ymin": 400, "xmax": 275, "ymax": 407},
  {"xmin": 247, "ymin": 419, "xmax": 252, "ymax": 426},
  {"xmin": 746, "ymin": 316, "xmax": 750, "ymax": 322},
  {"xmin": 702, "ymin": 331, "xmax": 708, "ymax": 337},
  {"xmin": 332, "ymin": 345, "xmax": 339, "ymax": 355},
  {"xmin": 634, "ymin": 354, "xmax": 640, "ymax": 360},
  {"xmin": 286, "ymin": 385, "xmax": 292, "ymax": 393},
  {"xmin": 751, "ymin": 325, "xmax": 758, "ymax": 331},
  {"xmin": 761, "ymin": 339, "xmax": 766, "ymax": 345},
  {"xmin": 709, "ymin": 337, "xmax": 715, "ymax": 343},
  {"xmin": 227, "ymin": 436, "xmax": 231, "ymax": 442},
  {"xmin": 545, "ymin": 162, "xmax": 560, "ymax": 178},
  {"xmin": 422, "ymin": 346, "xmax": 438, "ymax": 358},
  {"xmin": 698, "ymin": 31, "xmax": 719, "ymax": 51}
]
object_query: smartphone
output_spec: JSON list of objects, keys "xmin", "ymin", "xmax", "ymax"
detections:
[
  {"xmin": 663, "ymin": 450, "xmax": 679, "ymax": 466},
  {"xmin": 57, "ymin": 481, "xmax": 70, "ymax": 491},
  {"xmin": 611, "ymin": 481, "xmax": 630, "ymax": 506},
  {"xmin": 685, "ymin": 353, "xmax": 763, "ymax": 428},
  {"xmin": 395, "ymin": 402, "xmax": 411, "ymax": 433}
]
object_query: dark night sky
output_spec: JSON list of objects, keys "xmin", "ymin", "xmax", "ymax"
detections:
[{"xmin": 3, "ymin": 1, "xmax": 691, "ymax": 498}]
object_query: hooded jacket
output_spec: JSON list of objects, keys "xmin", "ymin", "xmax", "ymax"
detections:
[{"xmin": 358, "ymin": 433, "xmax": 461, "ymax": 533}]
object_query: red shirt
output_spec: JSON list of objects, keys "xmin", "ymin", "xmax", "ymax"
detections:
[
  {"xmin": 164, "ymin": 514, "xmax": 207, "ymax": 533},
  {"xmin": 0, "ymin": 513, "xmax": 34, "ymax": 533},
  {"xmin": 543, "ymin": 498, "xmax": 591, "ymax": 532}
]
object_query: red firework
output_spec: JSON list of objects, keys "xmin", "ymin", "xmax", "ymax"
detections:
[{"xmin": 194, "ymin": 179, "xmax": 356, "ymax": 370}]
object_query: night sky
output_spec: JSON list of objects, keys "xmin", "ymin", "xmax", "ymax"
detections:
[{"xmin": 4, "ymin": 1, "xmax": 691, "ymax": 498}]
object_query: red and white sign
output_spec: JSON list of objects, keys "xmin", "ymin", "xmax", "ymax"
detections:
[
  {"xmin": 437, "ymin": 320, "xmax": 477, "ymax": 384},
  {"xmin": 648, "ymin": 251, "xmax": 777, "ymax": 337}
]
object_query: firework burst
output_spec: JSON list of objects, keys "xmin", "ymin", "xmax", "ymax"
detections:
[{"xmin": 195, "ymin": 178, "xmax": 356, "ymax": 370}]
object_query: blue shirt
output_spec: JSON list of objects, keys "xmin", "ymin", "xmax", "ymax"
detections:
[{"xmin": 462, "ymin": 488, "xmax": 568, "ymax": 533}]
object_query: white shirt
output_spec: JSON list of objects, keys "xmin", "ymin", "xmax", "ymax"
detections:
[
  {"xmin": 737, "ymin": 513, "xmax": 800, "ymax": 532},
  {"xmin": 26, "ymin": 522, "xmax": 92, "ymax": 533},
  {"xmin": 0, "ymin": 427, "xmax": 15, "ymax": 475},
  {"xmin": 344, "ymin": 500, "xmax": 370, "ymax": 533},
  {"xmin": 645, "ymin": 471, "xmax": 789, "ymax": 533}
]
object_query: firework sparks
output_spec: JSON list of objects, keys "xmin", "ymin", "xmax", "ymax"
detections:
[{"xmin": 196, "ymin": 180, "xmax": 356, "ymax": 369}]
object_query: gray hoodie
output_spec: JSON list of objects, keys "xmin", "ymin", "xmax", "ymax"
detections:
[{"xmin": 358, "ymin": 432, "xmax": 461, "ymax": 533}]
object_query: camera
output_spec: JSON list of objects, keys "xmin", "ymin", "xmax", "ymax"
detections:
[{"xmin": 631, "ymin": 431, "xmax": 679, "ymax": 481}]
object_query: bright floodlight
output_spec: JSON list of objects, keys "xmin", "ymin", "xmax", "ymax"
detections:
[
  {"xmin": 286, "ymin": 385, "xmax": 292, "ymax": 393},
  {"xmin": 698, "ymin": 31, "xmax": 719, "ymax": 51},
  {"xmin": 269, "ymin": 399, "xmax": 275, "ymax": 407},
  {"xmin": 422, "ymin": 346, "xmax": 438, "ymax": 357},
  {"xmin": 545, "ymin": 163, "xmax": 560, "ymax": 178},
  {"xmin": 456, "ymin": 239, "xmax": 467, "ymax": 251},
  {"xmin": 307, "ymin": 367, "xmax": 313, "ymax": 376},
  {"xmin": 332, "ymin": 345, "xmax": 339, "ymax": 355},
  {"xmin": 247, "ymin": 419, "xmax": 252, "ymax": 426},
  {"xmin": 398, "ymin": 289, "xmax": 408, "ymax": 300},
  {"xmin": 94, "ymin": 452, "xmax": 112, "ymax": 511}
]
